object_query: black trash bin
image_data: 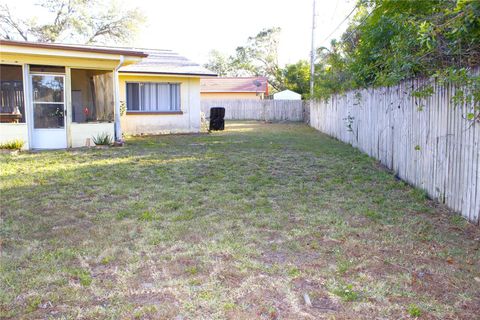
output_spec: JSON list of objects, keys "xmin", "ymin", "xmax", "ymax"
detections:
[{"xmin": 209, "ymin": 107, "xmax": 225, "ymax": 131}]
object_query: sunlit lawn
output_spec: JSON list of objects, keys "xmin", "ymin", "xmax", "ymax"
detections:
[{"xmin": 1, "ymin": 121, "xmax": 479, "ymax": 319}]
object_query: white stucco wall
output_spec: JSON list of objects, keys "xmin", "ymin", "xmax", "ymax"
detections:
[
  {"xmin": 1, "ymin": 73, "xmax": 201, "ymax": 150},
  {"xmin": 0, "ymin": 123, "xmax": 29, "ymax": 149},
  {"xmin": 70, "ymin": 123, "xmax": 115, "ymax": 147},
  {"xmin": 0, "ymin": 122, "xmax": 115, "ymax": 149},
  {"xmin": 119, "ymin": 74, "xmax": 201, "ymax": 135}
]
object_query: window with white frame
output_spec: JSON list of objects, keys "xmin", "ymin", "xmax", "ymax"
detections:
[{"xmin": 126, "ymin": 82, "xmax": 180, "ymax": 112}]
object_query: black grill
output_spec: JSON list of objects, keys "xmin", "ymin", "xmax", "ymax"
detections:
[{"xmin": 209, "ymin": 107, "xmax": 225, "ymax": 131}]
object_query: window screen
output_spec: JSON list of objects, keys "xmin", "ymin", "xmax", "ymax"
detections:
[{"xmin": 126, "ymin": 83, "xmax": 180, "ymax": 112}]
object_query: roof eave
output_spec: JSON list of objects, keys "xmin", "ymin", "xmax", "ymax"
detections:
[
  {"xmin": 119, "ymin": 70, "xmax": 218, "ymax": 77},
  {"xmin": 201, "ymin": 90, "xmax": 267, "ymax": 93},
  {"xmin": 0, "ymin": 39, "xmax": 148, "ymax": 57}
]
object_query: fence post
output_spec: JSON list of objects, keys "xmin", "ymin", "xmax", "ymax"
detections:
[
  {"xmin": 307, "ymin": 74, "xmax": 480, "ymax": 225},
  {"xmin": 304, "ymin": 100, "xmax": 310, "ymax": 124},
  {"xmin": 263, "ymin": 100, "xmax": 267, "ymax": 122}
]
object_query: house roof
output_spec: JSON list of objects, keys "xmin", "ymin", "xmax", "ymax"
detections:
[
  {"xmin": 0, "ymin": 40, "xmax": 216, "ymax": 76},
  {"xmin": 200, "ymin": 77, "xmax": 268, "ymax": 93},
  {"xmin": 273, "ymin": 89, "xmax": 302, "ymax": 100},
  {"xmin": 119, "ymin": 48, "xmax": 217, "ymax": 77},
  {"xmin": 0, "ymin": 39, "xmax": 147, "ymax": 57},
  {"xmin": 273, "ymin": 89, "xmax": 301, "ymax": 96}
]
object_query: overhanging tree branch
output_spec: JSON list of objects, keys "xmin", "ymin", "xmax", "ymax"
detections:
[{"xmin": 0, "ymin": 0, "xmax": 145, "ymax": 44}]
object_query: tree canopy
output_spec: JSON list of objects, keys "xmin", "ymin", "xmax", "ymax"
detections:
[
  {"xmin": 204, "ymin": 27, "xmax": 285, "ymax": 91},
  {"xmin": 312, "ymin": 0, "xmax": 480, "ymax": 101},
  {"xmin": 0, "ymin": 0, "xmax": 145, "ymax": 44},
  {"xmin": 205, "ymin": 0, "xmax": 479, "ymax": 104}
]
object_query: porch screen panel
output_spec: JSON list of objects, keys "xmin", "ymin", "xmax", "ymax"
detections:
[
  {"xmin": 126, "ymin": 82, "xmax": 180, "ymax": 112},
  {"xmin": 92, "ymin": 72, "xmax": 114, "ymax": 121},
  {"xmin": 71, "ymin": 69, "xmax": 114, "ymax": 123},
  {"xmin": 0, "ymin": 64, "xmax": 25, "ymax": 123}
]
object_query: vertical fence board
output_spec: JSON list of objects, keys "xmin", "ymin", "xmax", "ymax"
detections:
[
  {"xmin": 201, "ymin": 99, "xmax": 305, "ymax": 122},
  {"xmin": 309, "ymin": 72, "xmax": 479, "ymax": 225}
]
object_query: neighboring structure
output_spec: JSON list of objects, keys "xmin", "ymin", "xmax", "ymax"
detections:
[
  {"xmin": 200, "ymin": 77, "xmax": 268, "ymax": 100},
  {"xmin": 0, "ymin": 40, "xmax": 215, "ymax": 149},
  {"xmin": 273, "ymin": 89, "xmax": 302, "ymax": 100}
]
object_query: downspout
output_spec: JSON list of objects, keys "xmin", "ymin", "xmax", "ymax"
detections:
[{"xmin": 114, "ymin": 55, "xmax": 125, "ymax": 141}]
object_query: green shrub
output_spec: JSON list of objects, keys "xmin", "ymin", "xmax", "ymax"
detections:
[
  {"xmin": 336, "ymin": 259, "xmax": 354, "ymax": 275},
  {"xmin": 92, "ymin": 132, "xmax": 113, "ymax": 146},
  {"xmin": 101, "ymin": 255, "xmax": 114, "ymax": 265},
  {"xmin": 68, "ymin": 268, "xmax": 92, "ymax": 286},
  {"xmin": 332, "ymin": 283, "xmax": 359, "ymax": 301},
  {"xmin": 364, "ymin": 209, "xmax": 382, "ymax": 221},
  {"xmin": 0, "ymin": 139, "xmax": 25, "ymax": 150},
  {"xmin": 138, "ymin": 210, "xmax": 155, "ymax": 221},
  {"xmin": 185, "ymin": 265, "xmax": 199, "ymax": 275},
  {"xmin": 25, "ymin": 295, "xmax": 41, "ymax": 313},
  {"xmin": 287, "ymin": 266, "xmax": 301, "ymax": 278},
  {"xmin": 407, "ymin": 304, "xmax": 422, "ymax": 317}
]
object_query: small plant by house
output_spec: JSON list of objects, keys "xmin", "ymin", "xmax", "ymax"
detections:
[
  {"xmin": 92, "ymin": 132, "xmax": 113, "ymax": 146},
  {"xmin": 200, "ymin": 112, "xmax": 210, "ymax": 133},
  {"xmin": 0, "ymin": 139, "xmax": 24, "ymax": 150},
  {"xmin": 119, "ymin": 101, "xmax": 127, "ymax": 116}
]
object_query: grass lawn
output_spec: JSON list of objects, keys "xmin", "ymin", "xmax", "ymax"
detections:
[{"xmin": 1, "ymin": 121, "xmax": 479, "ymax": 319}]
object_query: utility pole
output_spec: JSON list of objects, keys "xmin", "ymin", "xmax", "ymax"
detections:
[{"xmin": 310, "ymin": 0, "xmax": 316, "ymax": 99}]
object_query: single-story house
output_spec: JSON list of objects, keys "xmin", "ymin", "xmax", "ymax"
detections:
[
  {"xmin": 0, "ymin": 39, "xmax": 215, "ymax": 149},
  {"xmin": 273, "ymin": 89, "xmax": 301, "ymax": 100},
  {"xmin": 200, "ymin": 77, "xmax": 268, "ymax": 100},
  {"xmin": 119, "ymin": 48, "xmax": 216, "ymax": 135}
]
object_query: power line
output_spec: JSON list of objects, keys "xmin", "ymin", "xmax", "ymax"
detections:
[
  {"xmin": 319, "ymin": 3, "xmax": 359, "ymax": 46},
  {"xmin": 342, "ymin": 7, "xmax": 376, "ymax": 45}
]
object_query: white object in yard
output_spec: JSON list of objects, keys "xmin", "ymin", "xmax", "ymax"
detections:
[
  {"xmin": 273, "ymin": 89, "xmax": 301, "ymax": 100},
  {"xmin": 303, "ymin": 293, "xmax": 312, "ymax": 307}
]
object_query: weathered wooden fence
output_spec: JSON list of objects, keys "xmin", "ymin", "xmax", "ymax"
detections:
[
  {"xmin": 201, "ymin": 99, "xmax": 306, "ymax": 122},
  {"xmin": 310, "ymin": 76, "xmax": 479, "ymax": 224}
]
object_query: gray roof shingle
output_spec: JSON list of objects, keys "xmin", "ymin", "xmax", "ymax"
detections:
[{"xmin": 119, "ymin": 48, "xmax": 216, "ymax": 77}]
